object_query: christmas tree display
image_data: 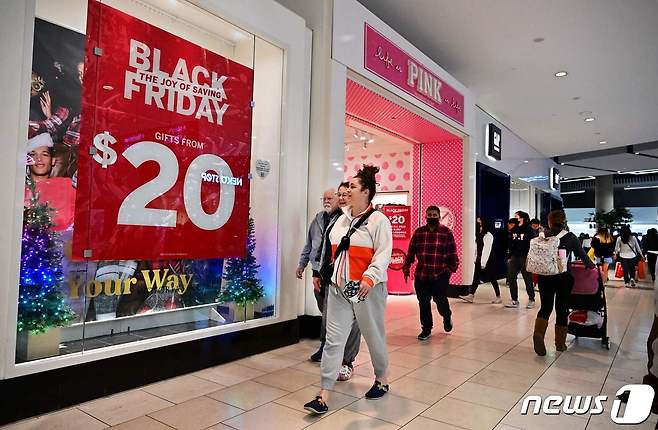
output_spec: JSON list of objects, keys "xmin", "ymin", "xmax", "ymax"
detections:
[
  {"xmin": 218, "ymin": 216, "xmax": 264, "ymax": 317},
  {"xmin": 181, "ymin": 258, "xmax": 224, "ymax": 307},
  {"xmin": 18, "ymin": 178, "xmax": 74, "ymax": 333}
]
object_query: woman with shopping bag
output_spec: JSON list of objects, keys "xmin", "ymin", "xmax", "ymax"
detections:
[{"xmin": 614, "ymin": 226, "xmax": 644, "ymax": 288}]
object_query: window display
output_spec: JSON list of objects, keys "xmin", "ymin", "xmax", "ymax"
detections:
[{"xmin": 17, "ymin": 0, "xmax": 283, "ymax": 363}]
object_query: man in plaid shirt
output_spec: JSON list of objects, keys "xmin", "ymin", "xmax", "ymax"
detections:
[{"xmin": 403, "ymin": 206, "xmax": 459, "ymax": 340}]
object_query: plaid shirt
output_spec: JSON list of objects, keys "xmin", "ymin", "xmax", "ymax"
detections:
[
  {"xmin": 403, "ymin": 224, "xmax": 459, "ymax": 280},
  {"xmin": 30, "ymin": 106, "xmax": 81, "ymax": 146}
]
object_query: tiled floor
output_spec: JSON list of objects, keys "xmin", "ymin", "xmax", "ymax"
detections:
[{"xmin": 3, "ymin": 280, "xmax": 656, "ymax": 430}]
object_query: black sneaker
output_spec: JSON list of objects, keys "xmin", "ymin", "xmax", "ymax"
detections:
[
  {"xmin": 417, "ymin": 328, "xmax": 432, "ymax": 340},
  {"xmin": 304, "ymin": 396, "xmax": 328, "ymax": 414},
  {"xmin": 365, "ymin": 381, "xmax": 389, "ymax": 399},
  {"xmin": 443, "ymin": 316, "xmax": 453, "ymax": 333},
  {"xmin": 309, "ymin": 347, "xmax": 323, "ymax": 362}
]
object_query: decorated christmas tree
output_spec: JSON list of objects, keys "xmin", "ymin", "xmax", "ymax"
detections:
[
  {"xmin": 181, "ymin": 258, "xmax": 224, "ymax": 307},
  {"xmin": 218, "ymin": 216, "xmax": 264, "ymax": 315},
  {"xmin": 18, "ymin": 178, "xmax": 74, "ymax": 333}
]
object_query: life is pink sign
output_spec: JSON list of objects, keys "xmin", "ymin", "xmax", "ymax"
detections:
[{"xmin": 364, "ymin": 23, "xmax": 464, "ymax": 126}]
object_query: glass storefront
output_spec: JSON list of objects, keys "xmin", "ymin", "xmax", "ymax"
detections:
[{"xmin": 17, "ymin": 0, "xmax": 284, "ymax": 363}]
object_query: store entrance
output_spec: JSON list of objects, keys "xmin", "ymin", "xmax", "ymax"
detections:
[{"xmin": 344, "ymin": 79, "xmax": 464, "ymax": 294}]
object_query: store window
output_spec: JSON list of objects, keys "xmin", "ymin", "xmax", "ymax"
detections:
[{"xmin": 17, "ymin": 0, "xmax": 283, "ymax": 363}]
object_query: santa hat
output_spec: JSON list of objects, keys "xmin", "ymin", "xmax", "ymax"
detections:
[{"xmin": 27, "ymin": 133, "xmax": 54, "ymax": 152}]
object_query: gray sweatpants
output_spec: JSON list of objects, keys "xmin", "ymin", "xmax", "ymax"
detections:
[
  {"xmin": 320, "ymin": 282, "xmax": 388, "ymax": 390},
  {"xmin": 317, "ymin": 280, "xmax": 362, "ymax": 365}
]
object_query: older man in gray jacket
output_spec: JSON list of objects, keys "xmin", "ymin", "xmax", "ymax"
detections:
[{"xmin": 297, "ymin": 188, "xmax": 338, "ymax": 296}]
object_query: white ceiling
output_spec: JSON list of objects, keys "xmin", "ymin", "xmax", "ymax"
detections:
[{"xmin": 357, "ymin": 0, "xmax": 658, "ymax": 157}]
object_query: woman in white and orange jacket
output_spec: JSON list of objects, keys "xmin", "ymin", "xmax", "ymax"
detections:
[{"xmin": 304, "ymin": 165, "xmax": 392, "ymax": 415}]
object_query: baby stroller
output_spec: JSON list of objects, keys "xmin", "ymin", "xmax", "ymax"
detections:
[{"xmin": 567, "ymin": 262, "xmax": 610, "ymax": 350}]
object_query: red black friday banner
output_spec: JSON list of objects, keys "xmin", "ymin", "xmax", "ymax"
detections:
[{"xmin": 73, "ymin": 1, "xmax": 253, "ymax": 261}]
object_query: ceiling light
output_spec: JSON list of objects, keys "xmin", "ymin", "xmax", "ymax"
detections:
[
  {"xmin": 367, "ymin": 139, "xmax": 375, "ymax": 144},
  {"xmin": 584, "ymin": 117, "xmax": 595, "ymax": 122},
  {"xmin": 635, "ymin": 152, "xmax": 641, "ymax": 155},
  {"xmin": 332, "ymin": 162, "xmax": 340, "ymax": 166},
  {"xmin": 617, "ymin": 171, "xmax": 622, "ymax": 174},
  {"xmin": 561, "ymin": 176, "xmax": 595, "ymax": 183},
  {"xmin": 626, "ymin": 169, "xmax": 658, "ymax": 175},
  {"xmin": 523, "ymin": 160, "xmax": 529, "ymax": 163},
  {"xmin": 599, "ymin": 141, "xmax": 607, "ymax": 144},
  {"xmin": 572, "ymin": 96, "xmax": 581, "ymax": 100},
  {"xmin": 533, "ymin": 37, "xmax": 545, "ymax": 43},
  {"xmin": 624, "ymin": 185, "xmax": 658, "ymax": 190},
  {"xmin": 560, "ymin": 162, "xmax": 565, "ymax": 166},
  {"xmin": 554, "ymin": 71, "xmax": 568, "ymax": 77},
  {"xmin": 359, "ymin": 136, "xmax": 366, "ymax": 141},
  {"xmin": 561, "ymin": 190, "xmax": 586, "ymax": 195}
]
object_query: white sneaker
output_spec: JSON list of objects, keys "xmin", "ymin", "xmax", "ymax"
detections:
[
  {"xmin": 492, "ymin": 296, "xmax": 502, "ymax": 304},
  {"xmin": 630, "ymin": 279, "xmax": 636, "ymax": 287},
  {"xmin": 459, "ymin": 294, "xmax": 474, "ymax": 303},
  {"xmin": 624, "ymin": 284, "xmax": 630, "ymax": 288},
  {"xmin": 337, "ymin": 364, "xmax": 353, "ymax": 381},
  {"xmin": 505, "ymin": 300, "xmax": 519, "ymax": 308},
  {"xmin": 527, "ymin": 300, "xmax": 536, "ymax": 309}
]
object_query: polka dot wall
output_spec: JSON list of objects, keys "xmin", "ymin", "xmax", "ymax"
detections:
[{"xmin": 412, "ymin": 139, "xmax": 464, "ymax": 284}]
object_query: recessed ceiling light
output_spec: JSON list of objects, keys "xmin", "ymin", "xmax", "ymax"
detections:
[
  {"xmin": 523, "ymin": 160, "xmax": 529, "ymax": 163},
  {"xmin": 599, "ymin": 141, "xmax": 607, "ymax": 144},
  {"xmin": 555, "ymin": 71, "xmax": 568, "ymax": 77},
  {"xmin": 359, "ymin": 136, "xmax": 366, "ymax": 140},
  {"xmin": 560, "ymin": 162, "xmax": 565, "ymax": 166},
  {"xmin": 635, "ymin": 152, "xmax": 641, "ymax": 155},
  {"xmin": 584, "ymin": 117, "xmax": 595, "ymax": 122},
  {"xmin": 367, "ymin": 139, "xmax": 375, "ymax": 144}
]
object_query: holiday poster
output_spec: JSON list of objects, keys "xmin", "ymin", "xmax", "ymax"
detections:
[{"xmin": 19, "ymin": 4, "xmax": 264, "ymax": 352}]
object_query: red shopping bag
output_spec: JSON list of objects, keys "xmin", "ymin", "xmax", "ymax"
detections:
[
  {"xmin": 615, "ymin": 262, "xmax": 624, "ymax": 279},
  {"xmin": 638, "ymin": 260, "xmax": 647, "ymax": 280}
]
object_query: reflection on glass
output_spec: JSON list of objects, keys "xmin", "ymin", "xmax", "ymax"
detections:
[{"xmin": 16, "ymin": 0, "xmax": 282, "ymax": 363}]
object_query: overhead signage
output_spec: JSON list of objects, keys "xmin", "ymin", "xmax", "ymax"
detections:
[
  {"xmin": 550, "ymin": 167, "xmax": 561, "ymax": 191},
  {"xmin": 363, "ymin": 23, "xmax": 464, "ymax": 126},
  {"xmin": 486, "ymin": 123, "xmax": 502, "ymax": 161}
]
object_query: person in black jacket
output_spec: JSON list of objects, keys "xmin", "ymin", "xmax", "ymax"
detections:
[
  {"xmin": 533, "ymin": 210, "xmax": 595, "ymax": 356},
  {"xmin": 505, "ymin": 211, "xmax": 535, "ymax": 308},
  {"xmin": 643, "ymin": 228, "xmax": 658, "ymax": 283}
]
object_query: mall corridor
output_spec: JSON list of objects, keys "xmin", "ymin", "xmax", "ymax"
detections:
[{"xmin": 3, "ymin": 280, "xmax": 654, "ymax": 430}]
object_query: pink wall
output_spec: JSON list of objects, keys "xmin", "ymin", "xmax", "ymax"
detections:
[
  {"xmin": 345, "ymin": 150, "xmax": 412, "ymax": 192},
  {"xmin": 412, "ymin": 140, "xmax": 464, "ymax": 284}
]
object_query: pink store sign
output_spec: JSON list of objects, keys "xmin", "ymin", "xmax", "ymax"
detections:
[{"xmin": 364, "ymin": 23, "xmax": 464, "ymax": 126}]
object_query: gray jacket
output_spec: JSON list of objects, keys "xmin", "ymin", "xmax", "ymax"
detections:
[{"xmin": 298, "ymin": 210, "xmax": 328, "ymax": 271}]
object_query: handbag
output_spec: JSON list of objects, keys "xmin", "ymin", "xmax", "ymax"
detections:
[
  {"xmin": 638, "ymin": 260, "xmax": 647, "ymax": 280},
  {"xmin": 615, "ymin": 262, "xmax": 624, "ymax": 279}
]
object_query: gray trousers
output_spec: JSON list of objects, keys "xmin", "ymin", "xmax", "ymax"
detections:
[
  {"xmin": 320, "ymin": 283, "xmax": 388, "ymax": 390},
  {"xmin": 315, "ymin": 281, "xmax": 361, "ymax": 365}
]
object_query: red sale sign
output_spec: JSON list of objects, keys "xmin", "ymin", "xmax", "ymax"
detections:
[
  {"xmin": 381, "ymin": 205, "xmax": 411, "ymax": 240},
  {"xmin": 72, "ymin": 2, "xmax": 253, "ymax": 261}
]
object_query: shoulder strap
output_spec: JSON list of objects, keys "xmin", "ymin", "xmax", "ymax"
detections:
[
  {"xmin": 333, "ymin": 208, "xmax": 376, "ymax": 259},
  {"xmin": 556, "ymin": 230, "xmax": 568, "ymax": 239}
]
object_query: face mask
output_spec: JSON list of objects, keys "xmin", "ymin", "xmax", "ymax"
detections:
[{"xmin": 427, "ymin": 218, "xmax": 439, "ymax": 227}]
